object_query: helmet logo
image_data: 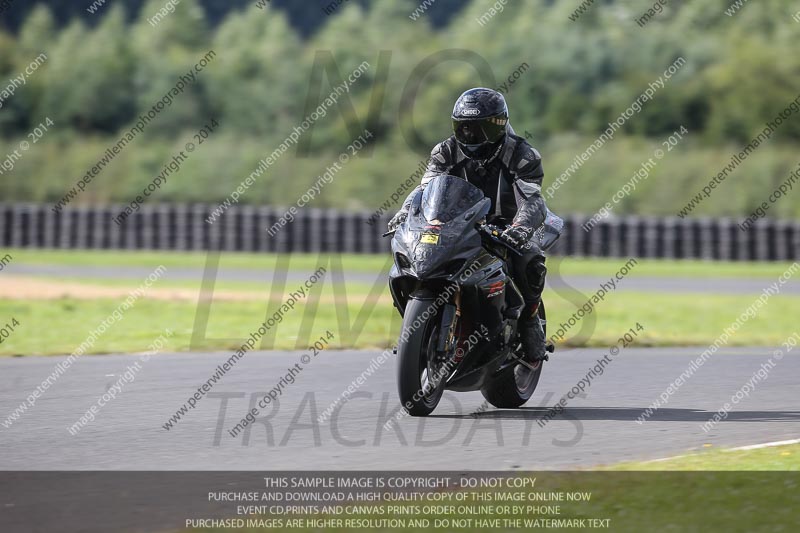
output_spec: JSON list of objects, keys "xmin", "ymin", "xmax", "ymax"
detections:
[{"xmin": 461, "ymin": 108, "xmax": 481, "ymax": 116}]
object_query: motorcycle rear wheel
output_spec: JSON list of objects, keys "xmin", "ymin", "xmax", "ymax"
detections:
[{"xmin": 480, "ymin": 302, "xmax": 546, "ymax": 408}]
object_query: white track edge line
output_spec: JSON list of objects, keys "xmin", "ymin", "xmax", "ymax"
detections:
[
  {"xmin": 723, "ymin": 438, "xmax": 800, "ymax": 452},
  {"xmin": 638, "ymin": 438, "xmax": 800, "ymax": 464}
]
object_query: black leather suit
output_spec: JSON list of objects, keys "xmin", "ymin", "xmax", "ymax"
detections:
[{"xmin": 400, "ymin": 133, "xmax": 548, "ymax": 307}]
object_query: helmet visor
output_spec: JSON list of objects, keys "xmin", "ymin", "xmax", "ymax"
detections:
[{"xmin": 452, "ymin": 116, "xmax": 507, "ymax": 146}]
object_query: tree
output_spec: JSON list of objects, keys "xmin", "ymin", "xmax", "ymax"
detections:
[{"xmin": 40, "ymin": 7, "xmax": 135, "ymax": 132}]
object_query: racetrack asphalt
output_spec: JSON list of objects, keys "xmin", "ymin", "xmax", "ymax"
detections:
[{"xmin": 1, "ymin": 347, "xmax": 797, "ymax": 471}]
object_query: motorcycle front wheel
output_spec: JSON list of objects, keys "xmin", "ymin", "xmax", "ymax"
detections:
[{"xmin": 396, "ymin": 296, "xmax": 446, "ymax": 417}]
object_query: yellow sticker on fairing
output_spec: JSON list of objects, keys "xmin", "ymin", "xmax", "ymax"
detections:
[{"xmin": 420, "ymin": 233, "xmax": 439, "ymax": 244}]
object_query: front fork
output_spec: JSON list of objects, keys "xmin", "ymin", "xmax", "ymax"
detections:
[{"xmin": 437, "ymin": 290, "xmax": 461, "ymax": 355}]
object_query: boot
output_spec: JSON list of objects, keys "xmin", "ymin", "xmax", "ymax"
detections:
[{"xmin": 519, "ymin": 302, "xmax": 547, "ymax": 362}]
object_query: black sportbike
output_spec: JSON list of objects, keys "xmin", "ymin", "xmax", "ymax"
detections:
[{"xmin": 386, "ymin": 174, "xmax": 563, "ymax": 416}]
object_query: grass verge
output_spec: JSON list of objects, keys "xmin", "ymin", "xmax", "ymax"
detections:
[{"xmin": 0, "ymin": 289, "xmax": 796, "ymax": 355}]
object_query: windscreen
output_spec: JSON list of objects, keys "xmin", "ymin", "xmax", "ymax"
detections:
[{"xmin": 421, "ymin": 175, "xmax": 486, "ymax": 223}]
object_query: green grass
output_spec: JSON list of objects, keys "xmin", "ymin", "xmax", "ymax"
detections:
[
  {"xmin": 553, "ymin": 291, "xmax": 799, "ymax": 348},
  {"xmin": 0, "ymin": 289, "xmax": 796, "ymax": 356},
  {"xmin": 0, "ymin": 295, "xmax": 398, "ymax": 356},
  {"xmin": 608, "ymin": 443, "xmax": 800, "ymax": 471},
  {"xmin": 2, "ymin": 249, "xmax": 797, "ymax": 355}
]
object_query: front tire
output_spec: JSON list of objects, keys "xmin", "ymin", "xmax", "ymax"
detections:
[{"xmin": 396, "ymin": 297, "xmax": 446, "ymax": 417}]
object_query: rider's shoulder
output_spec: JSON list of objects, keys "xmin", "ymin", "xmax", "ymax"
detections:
[
  {"xmin": 436, "ymin": 135, "xmax": 459, "ymax": 153},
  {"xmin": 507, "ymin": 134, "xmax": 542, "ymax": 161},
  {"xmin": 501, "ymin": 135, "xmax": 542, "ymax": 178},
  {"xmin": 429, "ymin": 136, "xmax": 458, "ymax": 163}
]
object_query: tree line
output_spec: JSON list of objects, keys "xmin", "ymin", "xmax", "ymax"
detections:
[{"xmin": 0, "ymin": 0, "xmax": 798, "ymax": 219}]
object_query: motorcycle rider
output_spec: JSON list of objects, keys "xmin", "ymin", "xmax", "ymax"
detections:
[{"xmin": 388, "ymin": 87, "xmax": 549, "ymax": 361}]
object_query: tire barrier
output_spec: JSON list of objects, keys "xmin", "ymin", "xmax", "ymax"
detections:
[{"xmin": 2, "ymin": 203, "xmax": 798, "ymax": 261}]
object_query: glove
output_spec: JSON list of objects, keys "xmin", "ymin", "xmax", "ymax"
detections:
[
  {"xmin": 501, "ymin": 224, "xmax": 534, "ymax": 250},
  {"xmin": 388, "ymin": 210, "xmax": 408, "ymax": 231}
]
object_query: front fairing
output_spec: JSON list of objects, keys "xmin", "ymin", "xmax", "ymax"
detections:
[{"xmin": 391, "ymin": 175, "xmax": 490, "ymax": 280}]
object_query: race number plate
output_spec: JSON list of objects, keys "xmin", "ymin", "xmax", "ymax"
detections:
[{"xmin": 420, "ymin": 233, "xmax": 439, "ymax": 244}]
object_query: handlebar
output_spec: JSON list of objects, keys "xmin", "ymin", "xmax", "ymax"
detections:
[{"xmin": 476, "ymin": 224, "xmax": 523, "ymax": 256}]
